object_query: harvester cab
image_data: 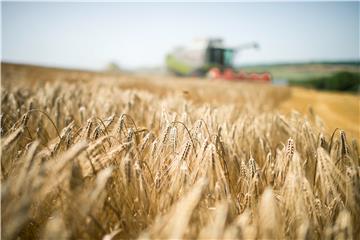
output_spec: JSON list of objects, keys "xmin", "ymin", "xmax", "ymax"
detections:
[{"xmin": 207, "ymin": 40, "xmax": 259, "ymax": 68}]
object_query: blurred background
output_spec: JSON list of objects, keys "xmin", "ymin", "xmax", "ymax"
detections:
[{"xmin": 2, "ymin": 2, "xmax": 360, "ymax": 91}]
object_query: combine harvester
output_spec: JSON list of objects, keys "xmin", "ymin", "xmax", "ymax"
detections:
[{"xmin": 166, "ymin": 38, "xmax": 271, "ymax": 82}]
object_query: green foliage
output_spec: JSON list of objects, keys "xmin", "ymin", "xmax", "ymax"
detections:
[
  {"xmin": 290, "ymin": 71, "xmax": 360, "ymax": 92},
  {"xmin": 239, "ymin": 62, "xmax": 360, "ymax": 82}
]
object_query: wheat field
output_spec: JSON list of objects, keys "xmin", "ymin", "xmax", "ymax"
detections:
[{"xmin": 1, "ymin": 63, "xmax": 359, "ymax": 239}]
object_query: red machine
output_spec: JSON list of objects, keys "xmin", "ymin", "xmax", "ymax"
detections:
[{"xmin": 207, "ymin": 67, "xmax": 271, "ymax": 83}]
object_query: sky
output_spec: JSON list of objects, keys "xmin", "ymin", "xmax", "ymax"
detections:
[{"xmin": 2, "ymin": 2, "xmax": 359, "ymax": 70}]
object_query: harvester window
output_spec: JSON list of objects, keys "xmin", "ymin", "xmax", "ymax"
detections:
[
  {"xmin": 208, "ymin": 48, "xmax": 223, "ymax": 65},
  {"xmin": 224, "ymin": 50, "xmax": 234, "ymax": 67},
  {"xmin": 208, "ymin": 48, "xmax": 233, "ymax": 67}
]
